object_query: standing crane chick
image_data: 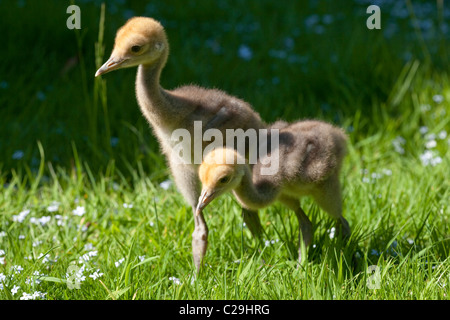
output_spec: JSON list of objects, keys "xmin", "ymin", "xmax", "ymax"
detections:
[
  {"xmin": 197, "ymin": 120, "xmax": 351, "ymax": 263},
  {"xmin": 95, "ymin": 17, "xmax": 266, "ymax": 272}
]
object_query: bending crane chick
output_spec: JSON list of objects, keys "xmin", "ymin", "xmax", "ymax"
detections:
[
  {"xmin": 197, "ymin": 120, "xmax": 351, "ymax": 262},
  {"xmin": 95, "ymin": 17, "xmax": 266, "ymax": 271}
]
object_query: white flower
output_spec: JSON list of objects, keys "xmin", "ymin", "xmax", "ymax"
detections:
[
  {"xmin": 11, "ymin": 265, "xmax": 23, "ymax": 274},
  {"xmin": 46, "ymin": 202, "xmax": 60, "ymax": 212},
  {"xmin": 12, "ymin": 150, "xmax": 24, "ymax": 160},
  {"xmin": 419, "ymin": 126, "xmax": 428, "ymax": 134},
  {"xmin": 72, "ymin": 206, "xmax": 85, "ymax": 216},
  {"xmin": 115, "ymin": 258, "xmax": 125, "ymax": 268},
  {"xmin": 20, "ymin": 291, "xmax": 46, "ymax": 300},
  {"xmin": 305, "ymin": 14, "xmax": 320, "ymax": 27},
  {"xmin": 0, "ymin": 257, "xmax": 4, "ymax": 264},
  {"xmin": 88, "ymin": 250, "xmax": 98, "ymax": 257},
  {"xmin": 0, "ymin": 231, "xmax": 7, "ymax": 237},
  {"xmin": 38, "ymin": 216, "xmax": 51, "ymax": 226},
  {"xmin": 89, "ymin": 269, "xmax": 104, "ymax": 280},
  {"xmin": 139, "ymin": 255, "xmax": 146, "ymax": 262},
  {"xmin": 12, "ymin": 209, "xmax": 30, "ymax": 223},
  {"xmin": 0, "ymin": 249, "xmax": 5, "ymax": 256},
  {"xmin": 322, "ymin": 14, "xmax": 334, "ymax": 25},
  {"xmin": 110, "ymin": 137, "xmax": 119, "ymax": 147},
  {"xmin": 438, "ymin": 130, "xmax": 447, "ymax": 140},
  {"xmin": 169, "ymin": 276, "xmax": 181, "ymax": 285},
  {"xmin": 328, "ymin": 227, "xmax": 336, "ymax": 239},
  {"xmin": 420, "ymin": 150, "xmax": 442, "ymax": 166},
  {"xmin": 430, "ymin": 156, "xmax": 442, "ymax": 166},
  {"xmin": 31, "ymin": 291, "xmax": 47, "ymax": 300},
  {"xmin": 20, "ymin": 292, "xmax": 33, "ymax": 300},
  {"xmin": 238, "ymin": 44, "xmax": 253, "ymax": 61},
  {"xmin": 18, "ymin": 235, "xmax": 25, "ymax": 240},
  {"xmin": 432, "ymin": 94, "xmax": 444, "ymax": 103},
  {"xmin": 123, "ymin": 203, "xmax": 133, "ymax": 209},
  {"xmin": 159, "ymin": 180, "xmax": 172, "ymax": 190},
  {"xmin": 84, "ymin": 243, "xmax": 94, "ymax": 251},
  {"xmin": 392, "ymin": 136, "xmax": 406, "ymax": 154},
  {"xmin": 11, "ymin": 285, "xmax": 20, "ymax": 295},
  {"xmin": 425, "ymin": 140, "xmax": 437, "ymax": 149},
  {"xmin": 32, "ymin": 240, "xmax": 43, "ymax": 247},
  {"xmin": 78, "ymin": 253, "xmax": 90, "ymax": 264}
]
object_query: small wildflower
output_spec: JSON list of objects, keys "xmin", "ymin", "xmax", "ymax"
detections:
[
  {"xmin": 89, "ymin": 269, "xmax": 104, "ymax": 280},
  {"xmin": 0, "ymin": 231, "xmax": 7, "ymax": 237},
  {"xmin": 392, "ymin": 136, "xmax": 406, "ymax": 154},
  {"xmin": 12, "ymin": 150, "xmax": 24, "ymax": 160},
  {"xmin": 305, "ymin": 14, "xmax": 320, "ymax": 28},
  {"xmin": 438, "ymin": 130, "xmax": 447, "ymax": 140},
  {"xmin": 169, "ymin": 276, "xmax": 181, "ymax": 285},
  {"xmin": 123, "ymin": 203, "xmax": 133, "ymax": 209},
  {"xmin": 12, "ymin": 209, "xmax": 30, "ymax": 223},
  {"xmin": 110, "ymin": 137, "xmax": 119, "ymax": 147},
  {"xmin": 432, "ymin": 94, "xmax": 444, "ymax": 103},
  {"xmin": 20, "ymin": 292, "xmax": 33, "ymax": 300},
  {"xmin": 46, "ymin": 202, "xmax": 60, "ymax": 212},
  {"xmin": 32, "ymin": 240, "xmax": 43, "ymax": 247},
  {"xmin": 420, "ymin": 150, "xmax": 442, "ymax": 166},
  {"xmin": 38, "ymin": 216, "xmax": 51, "ymax": 226},
  {"xmin": 328, "ymin": 227, "xmax": 336, "ymax": 239},
  {"xmin": 425, "ymin": 140, "xmax": 437, "ymax": 149},
  {"xmin": 72, "ymin": 206, "xmax": 85, "ymax": 216},
  {"xmin": 115, "ymin": 258, "xmax": 125, "ymax": 268},
  {"xmin": 159, "ymin": 180, "xmax": 172, "ymax": 190},
  {"xmin": 78, "ymin": 253, "xmax": 90, "ymax": 264},
  {"xmin": 419, "ymin": 126, "xmax": 428, "ymax": 134},
  {"xmin": 11, "ymin": 265, "xmax": 23, "ymax": 274},
  {"xmin": 238, "ymin": 44, "xmax": 253, "ymax": 61},
  {"xmin": 11, "ymin": 285, "xmax": 20, "ymax": 296},
  {"xmin": 139, "ymin": 255, "xmax": 146, "ymax": 262}
]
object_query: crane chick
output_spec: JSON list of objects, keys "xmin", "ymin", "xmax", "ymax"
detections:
[
  {"xmin": 95, "ymin": 17, "xmax": 266, "ymax": 272},
  {"xmin": 197, "ymin": 120, "xmax": 351, "ymax": 263}
]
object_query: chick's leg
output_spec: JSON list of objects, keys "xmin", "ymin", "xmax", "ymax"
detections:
[
  {"xmin": 279, "ymin": 196, "xmax": 313, "ymax": 263},
  {"xmin": 169, "ymin": 159, "xmax": 208, "ymax": 272},
  {"xmin": 312, "ymin": 174, "xmax": 351, "ymax": 239},
  {"xmin": 242, "ymin": 208, "xmax": 263, "ymax": 239}
]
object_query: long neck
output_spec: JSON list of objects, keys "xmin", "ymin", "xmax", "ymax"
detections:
[
  {"xmin": 135, "ymin": 54, "xmax": 179, "ymax": 129},
  {"xmin": 233, "ymin": 165, "xmax": 280, "ymax": 210}
]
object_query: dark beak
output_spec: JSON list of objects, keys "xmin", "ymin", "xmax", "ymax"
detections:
[{"xmin": 196, "ymin": 189, "xmax": 216, "ymax": 216}]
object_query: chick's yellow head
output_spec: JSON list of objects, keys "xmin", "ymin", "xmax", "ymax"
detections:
[{"xmin": 96, "ymin": 17, "xmax": 168, "ymax": 77}]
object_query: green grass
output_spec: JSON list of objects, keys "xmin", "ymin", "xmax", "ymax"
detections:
[{"xmin": 0, "ymin": 0, "xmax": 449, "ymax": 300}]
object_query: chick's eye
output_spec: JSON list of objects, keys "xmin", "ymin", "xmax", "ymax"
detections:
[
  {"xmin": 131, "ymin": 45, "xmax": 142, "ymax": 53},
  {"xmin": 219, "ymin": 176, "xmax": 230, "ymax": 184}
]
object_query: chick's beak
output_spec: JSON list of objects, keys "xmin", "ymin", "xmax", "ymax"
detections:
[
  {"xmin": 95, "ymin": 56, "xmax": 127, "ymax": 77},
  {"xmin": 196, "ymin": 189, "xmax": 216, "ymax": 216}
]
